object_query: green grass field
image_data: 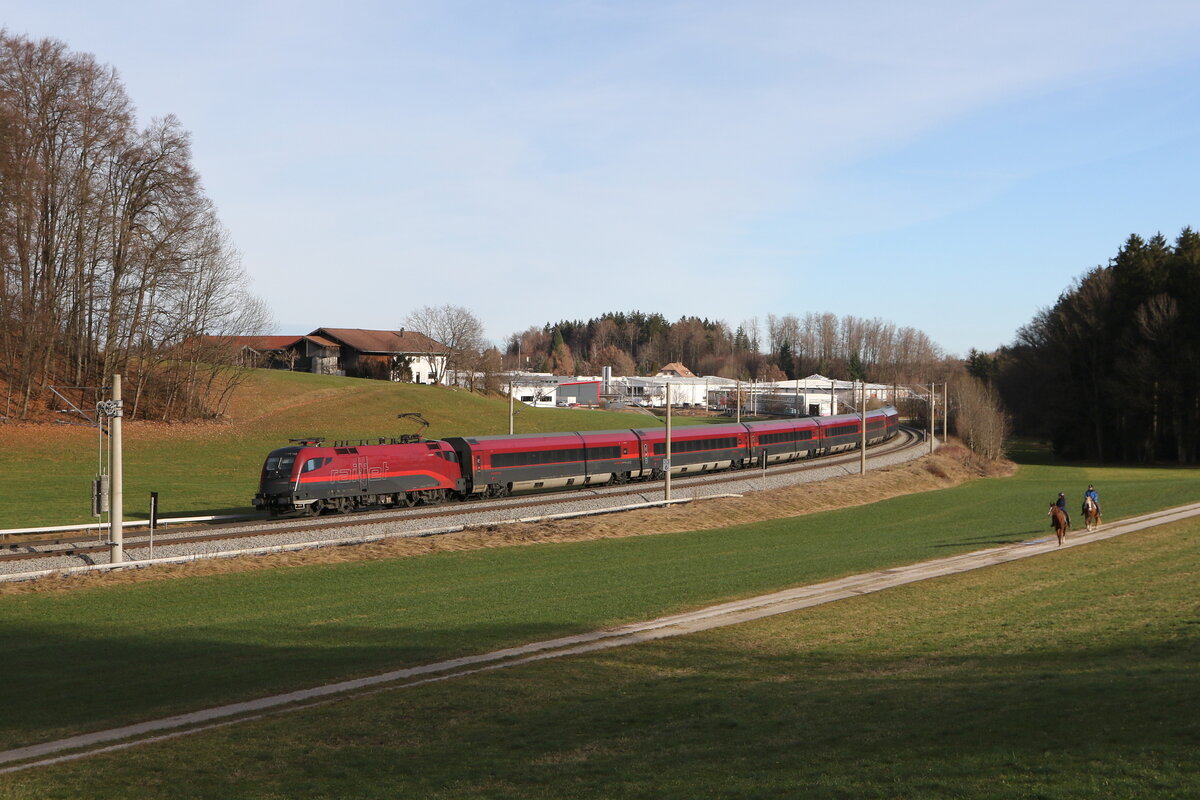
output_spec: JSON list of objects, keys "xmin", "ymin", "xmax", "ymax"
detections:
[
  {"xmin": 0, "ymin": 450, "xmax": 1196, "ymax": 797},
  {"xmin": 8, "ymin": 518, "xmax": 1195, "ymax": 799},
  {"xmin": 2, "ymin": 504, "xmax": 1197, "ymax": 797},
  {"xmin": 0, "ymin": 370, "xmax": 707, "ymax": 527}
]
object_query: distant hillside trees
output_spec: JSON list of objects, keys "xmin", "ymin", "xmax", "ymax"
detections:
[
  {"xmin": 507, "ymin": 310, "xmax": 942, "ymax": 384},
  {"xmin": 0, "ymin": 32, "xmax": 270, "ymax": 420},
  {"xmin": 997, "ymin": 229, "xmax": 1200, "ymax": 463},
  {"xmin": 546, "ymin": 328, "xmax": 576, "ymax": 376}
]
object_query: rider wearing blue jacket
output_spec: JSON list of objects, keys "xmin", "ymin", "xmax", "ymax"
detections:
[{"xmin": 1083, "ymin": 485, "xmax": 1100, "ymax": 515}]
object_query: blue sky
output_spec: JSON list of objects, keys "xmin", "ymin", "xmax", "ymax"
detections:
[{"xmin": 6, "ymin": 1, "xmax": 1200, "ymax": 357}]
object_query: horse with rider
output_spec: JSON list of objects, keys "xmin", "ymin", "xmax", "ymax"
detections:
[
  {"xmin": 1047, "ymin": 485, "xmax": 1102, "ymax": 546},
  {"xmin": 1082, "ymin": 484, "xmax": 1102, "ymax": 531},
  {"xmin": 1047, "ymin": 501, "xmax": 1069, "ymax": 546}
]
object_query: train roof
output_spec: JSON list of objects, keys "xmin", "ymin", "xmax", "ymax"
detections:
[
  {"xmin": 444, "ymin": 429, "xmax": 627, "ymax": 445},
  {"xmin": 631, "ymin": 422, "xmax": 748, "ymax": 438}
]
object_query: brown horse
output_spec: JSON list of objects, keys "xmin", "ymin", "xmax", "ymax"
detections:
[
  {"xmin": 1048, "ymin": 503, "xmax": 1069, "ymax": 546},
  {"xmin": 1083, "ymin": 496, "xmax": 1102, "ymax": 531}
]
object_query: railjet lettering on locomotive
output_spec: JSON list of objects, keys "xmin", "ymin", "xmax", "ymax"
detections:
[{"xmin": 252, "ymin": 408, "xmax": 900, "ymax": 517}]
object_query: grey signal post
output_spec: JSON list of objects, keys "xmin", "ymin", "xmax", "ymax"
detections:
[{"xmin": 149, "ymin": 491, "xmax": 158, "ymax": 559}]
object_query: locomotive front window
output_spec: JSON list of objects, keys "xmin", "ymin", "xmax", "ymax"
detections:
[{"xmin": 265, "ymin": 454, "xmax": 296, "ymax": 477}]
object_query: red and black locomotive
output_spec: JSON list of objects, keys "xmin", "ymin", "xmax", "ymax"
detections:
[{"xmin": 253, "ymin": 407, "xmax": 899, "ymax": 516}]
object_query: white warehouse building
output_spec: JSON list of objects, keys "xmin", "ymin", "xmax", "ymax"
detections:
[{"xmin": 502, "ymin": 370, "xmax": 895, "ymax": 417}]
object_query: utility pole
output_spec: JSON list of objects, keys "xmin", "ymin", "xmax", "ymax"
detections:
[
  {"xmin": 736, "ymin": 380, "xmax": 741, "ymax": 424},
  {"xmin": 108, "ymin": 374, "xmax": 124, "ymax": 564},
  {"xmin": 664, "ymin": 382, "xmax": 672, "ymax": 502},
  {"xmin": 929, "ymin": 382, "xmax": 936, "ymax": 454},
  {"xmin": 860, "ymin": 380, "xmax": 867, "ymax": 476},
  {"xmin": 943, "ymin": 382, "xmax": 949, "ymax": 443},
  {"xmin": 508, "ymin": 382, "xmax": 514, "ymax": 435}
]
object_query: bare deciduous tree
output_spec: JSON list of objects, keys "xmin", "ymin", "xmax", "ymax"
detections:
[
  {"xmin": 0, "ymin": 32, "xmax": 271, "ymax": 420},
  {"xmin": 403, "ymin": 304, "xmax": 486, "ymax": 384},
  {"xmin": 953, "ymin": 375, "xmax": 1010, "ymax": 460}
]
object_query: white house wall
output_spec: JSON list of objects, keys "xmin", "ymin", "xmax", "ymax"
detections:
[{"xmin": 402, "ymin": 355, "xmax": 448, "ymax": 384}]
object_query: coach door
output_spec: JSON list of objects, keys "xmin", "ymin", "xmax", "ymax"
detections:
[{"xmin": 357, "ymin": 455, "xmax": 370, "ymax": 492}]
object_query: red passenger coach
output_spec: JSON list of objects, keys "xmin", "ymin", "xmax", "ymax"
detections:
[
  {"xmin": 633, "ymin": 422, "xmax": 750, "ymax": 476},
  {"xmin": 814, "ymin": 413, "xmax": 864, "ymax": 454},
  {"xmin": 746, "ymin": 417, "xmax": 820, "ymax": 465},
  {"xmin": 578, "ymin": 429, "xmax": 643, "ymax": 484},
  {"xmin": 867, "ymin": 406, "xmax": 898, "ymax": 445},
  {"xmin": 444, "ymin": 430, "xmax": 640, "ymax": 496}
]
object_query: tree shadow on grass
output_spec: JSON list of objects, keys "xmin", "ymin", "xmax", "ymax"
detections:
[
  {"xmin": 930, "ymin": 537, "xmax": 1029, "ymax": 549},
  {"xmin": 381, "ymin": 630, "xmax": 1200, "ymax": 799},
  {"xmin": 930, "ymin": 529, "xmax": 1042, "ymax": 548},
  {"xmin": 40, "ymin": 623, "xmax": 1200, "ymax": 800}
]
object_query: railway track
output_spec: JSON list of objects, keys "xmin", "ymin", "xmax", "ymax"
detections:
[{"xmin": 2, "ymin": 427, "xmax": 925, "ymax": 566}]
